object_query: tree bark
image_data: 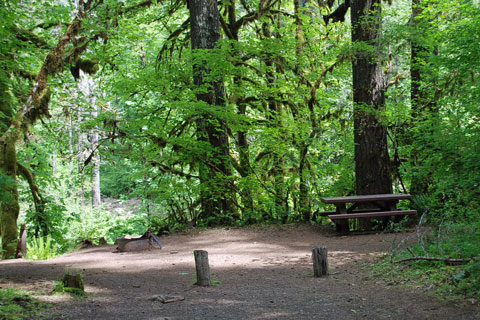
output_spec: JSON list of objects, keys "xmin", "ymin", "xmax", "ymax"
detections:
[
  {"xmin": 0, "ymin": 138, "xmax": 20, "ymax": 258},
  {"xmin": 351, "ymin": 0, "xmax": 392, "ymax": 195},
  {"xmin": 0, "ymin": 71, "xmax": 19, "ymax": 258},
  {"xmin": 351, "ymin": 0, "xmax": 392, "ymax": 229},
  {"xmin": 189, "ymin": 0, "xmax": 233, "ymax": 221},
  {"xmin": 90, "ymin": 84, "xmax": 101, "ymax": 207}
]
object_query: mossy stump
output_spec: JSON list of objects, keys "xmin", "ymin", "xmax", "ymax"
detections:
[{"xmin": 62, "ymin": 272, "xmax": 85, "ymax": 292}]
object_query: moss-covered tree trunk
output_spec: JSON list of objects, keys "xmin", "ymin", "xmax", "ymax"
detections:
[
  {"xmin": 189, "ymin": 0, "xmax": 234, "ymax": 221},
  {"xmin": 0, "ymin": 3, "xmax": 90, "ymax": 258},
  {"xmin": 0, "ymin": 138, "xmax": 20, "ymax": 258},
  {"xmin": 0, "ymin": 73, "xmax": 19, "ymax": 258}
]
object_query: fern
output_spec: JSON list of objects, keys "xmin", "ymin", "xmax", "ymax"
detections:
[{"xmin": 27, "ymin": 235, "xmax": 58, "ymax": 260}]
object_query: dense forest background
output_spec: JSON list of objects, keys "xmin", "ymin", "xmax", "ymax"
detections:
[{"xmin": 0, "ymin": 0, "xmax": 479, "ymax": 292}]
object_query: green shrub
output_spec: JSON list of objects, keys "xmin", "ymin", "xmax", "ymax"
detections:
[
  {"xmin": 375, "ymin": 221, "xmax": 480, "ymax": 299},
  {"xmin": 26, "ymin": 235, "xmax": 59, "ymax": 260}
]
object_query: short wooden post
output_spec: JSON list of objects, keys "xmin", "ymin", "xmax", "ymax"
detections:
[
  {"xmin": 194, "ymin": 250, "xmax": 210, "ymax": 286},
  {"xmin": 16, "ymin": 223, "xmax": 27, "ymax": 258},
  {"xmin": 312, "ymin": 246, "xmax": 328, "ymax": 277}
]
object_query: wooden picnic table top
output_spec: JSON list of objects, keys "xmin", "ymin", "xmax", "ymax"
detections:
[{"xmin": 320, "ymin": 193, "xmax": 412, "ymax": 204}]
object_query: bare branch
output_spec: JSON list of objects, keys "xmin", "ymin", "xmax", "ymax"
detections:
[{"xmin": 394, "ymin": 256, "xmax": 471, "ymax": 265}]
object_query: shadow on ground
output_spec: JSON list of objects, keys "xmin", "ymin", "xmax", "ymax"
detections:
[{"xmin": 0, "ymin": 224, "xmax": 478, "ymax": 320}]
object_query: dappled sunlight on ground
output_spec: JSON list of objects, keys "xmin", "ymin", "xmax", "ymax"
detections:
[{"xmin": 0, "ymin": 224, "xmax": 478, "ymax": 319}]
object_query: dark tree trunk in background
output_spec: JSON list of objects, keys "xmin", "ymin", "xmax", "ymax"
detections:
[
  {"xmin": 351, "ymin": 0, "xmax": 392, "ymax": 216},
  {"xmin": 189, "ymin": 0, "xmax": 233, "ymax": 220},
  {"xmin": 410, "ymin": 0, "xmax": 424, "ymax": 117},
  {"xmin": 262, "ymin": 20, "xmax": 287, "ymax": 223}
]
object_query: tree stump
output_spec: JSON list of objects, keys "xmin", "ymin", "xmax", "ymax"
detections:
[
  {"xmin": 62, "ymin": 272, "xmax": 85, "ymax": 291},
  {"xmin": 194, "ymin": 250, "xmax": 210, "ymax": 286},
  {"xmin": 312, "ymin": 246, "xmax": 328, "ymax": 277}
]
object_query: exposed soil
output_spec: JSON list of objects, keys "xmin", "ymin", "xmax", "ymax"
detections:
[{"xmin": 1, "ymin": 224, "xmax": 478, "ymax": 320}]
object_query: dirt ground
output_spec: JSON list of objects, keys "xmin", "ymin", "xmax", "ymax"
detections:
[{"xmin": 1, "ymin": 224, "xmax": 479, "ymax": 320}]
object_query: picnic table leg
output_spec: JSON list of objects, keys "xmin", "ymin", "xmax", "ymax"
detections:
[
  {"xmin": 335, "ymin": 220, "xmax": 349, "ymax": 233},
  {"xmin": 390, "ymin": 200, "xmax": 407, "ymax": 223},
  {"xmin": 335, "ymin": 204, "xmax": 349, "ymax": 233}
]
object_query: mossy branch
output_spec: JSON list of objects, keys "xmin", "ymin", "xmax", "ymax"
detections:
[
  {"xmin": 16, "ymin": 162, "xmax": 44, "ymax": 207},
  {"xmin": 0, "ymin": 3, "xmax": 92, "ymax": 146}
]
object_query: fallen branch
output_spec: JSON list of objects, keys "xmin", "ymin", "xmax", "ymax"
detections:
[{"xmin": 394, "ymin": 256, "xmax": 470, "ymax": 265}]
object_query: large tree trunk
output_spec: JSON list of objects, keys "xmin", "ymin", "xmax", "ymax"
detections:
[
  {"xmin": 0, "ymin": 138, "xmax": 20, "ymax": 258},
  {"xmin": 0, "ymin": 73, "xmax": 19, "ymax": 258},
  {"xmin": 189, "ymin": 0, "xmax": 233, "ymax": 221},
  {"xmin": 351, "ymin": 0, "xmax": 392, "ymax": 228}
]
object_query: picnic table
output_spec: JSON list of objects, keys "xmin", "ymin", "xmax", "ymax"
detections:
[{"xmin": 320, "ymin": 194, "xmax": 417, "ymax": 232}]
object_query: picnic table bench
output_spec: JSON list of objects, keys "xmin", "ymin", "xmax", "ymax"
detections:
[{"xmin": 320, "ymin": 194, "xmax": 417, "ymax": 232}]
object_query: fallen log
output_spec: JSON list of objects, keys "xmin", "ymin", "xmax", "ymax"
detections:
[{"xmin": 116, "ymin": 228, "xmax": 163, "ymax": 252}]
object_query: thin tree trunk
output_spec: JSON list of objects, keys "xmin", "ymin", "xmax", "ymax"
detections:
[
  {"xmin": 90, "ymin": 87, "xmax": 101, "ymax": 207},
  {"xmin": 68, "ymin": 113, "xmax": 74, "ymax": 175},
  {"xmin": 261, "ymin": 18, "xmax": 287, "ymax": 222},
  {"xmin": 78, "ymin": 70, "xmax": 101, "ymax": 207},
  {"xmin": 351, "ymin": 0, "xmax": 392, "ymax": 229},
  {"xmin": 91, "ymin": 118, "xmax": 101, "ymax": 206},
  {"xmin": 236, "ymin": 102, "xmax": 254, "ymax": 215},
  {"xmin": 77, "ymin": 101, "xmax": 86, "ymax": 204}
]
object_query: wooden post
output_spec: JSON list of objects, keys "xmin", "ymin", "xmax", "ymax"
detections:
[
  {"xmin": 312, "ymin": 246, "xmax": 328, "ymax": 277},
  {"xmin": 16, "ymin": 223, "xmax": 27, "ymax": 258},
  {"xmin": 194, "ymin": 250, "xmax": 211, "ymax": 286}
]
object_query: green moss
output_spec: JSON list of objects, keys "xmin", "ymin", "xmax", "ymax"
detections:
[{"xmin": 0, "ymin": 288, "xmax": 51, "ymax": 320}]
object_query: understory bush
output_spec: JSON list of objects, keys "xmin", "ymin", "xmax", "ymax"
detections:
[
  {"xmin": 374, "ymin": 219, "xmax": 480, "ymax": 299},
  {"xmin": 60, "ymin": 204, "xmax": 152, "ymax": 250}
]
